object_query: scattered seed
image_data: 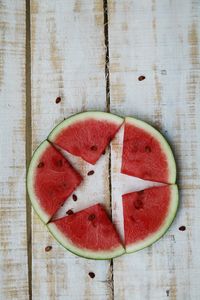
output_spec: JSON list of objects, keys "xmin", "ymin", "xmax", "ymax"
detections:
[
  {"xmin": 45, "ymin": 246, "xmax": 52, "ymax": 252},
  {"xmin": 88, "ymin": 214, "xmax": 96, "ymax": 221},
  {"xmin": 55, "ymin": 96, "xmax": 61, "ymax": 104},
  {"xmin": 72, "ymin": 194, "xmax": 78, "ymax": 201},
  {"xmin": 179, "ymin": 226, "xmax": 186, "ymax": 231},
  {"xmin": 66, "ymin": 209, "xmax": 74, "ymax": 215},
  {"xmin": 88, "ymin": 272, "xmax": 95, "ymax": 278},
  {"xmin": 138, "ymin": 75, "xmax": 146, "ymax": 81},
  {"xmin": 134, "ymin": 199, "xmax": 143, "ymax": 210},
  {"xmin": 87, "ymin": 170, "xmax": 95, "ymax": 176},
  {"xmin": 37, "ymin": 162, "xmax": 44, "ymax": 168},
  {"xmin": 90, "ymin": 145, "xmax": 97, "ymax": 151},
  {"xmin": 166, "ymin": 290, "xmax": 170, "ymax": 297},
  {"xmin": 145, "ymin": 146, "xmax": 151, "ymax": 153}
]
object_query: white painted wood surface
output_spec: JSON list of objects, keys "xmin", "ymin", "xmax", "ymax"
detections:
[
  {"xmin": 31, "ymin": 1, "xmax": 112, "ymax": 299},
  {"xmin": 1, "ymin": 0, "xmax": 200, "ymax": 299},
  {"xmin": 109, "ymin": 1, "xmax": 200, "ymax": 299},
  {"xmin": 0, "ymin": 1, "xmax": 29, "ymax": 299}
]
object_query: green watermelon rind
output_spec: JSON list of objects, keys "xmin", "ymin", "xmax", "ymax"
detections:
[
  {"xmin": 125, "ymin": 117, "xmax": 176, "ymax": 184},
  {"xmin": 125, "ymin": 184, "xmax": 179, "ymax": 254},
  {"xmin": 47, "ymin": 111, "xmax": 124, "ymax": 144},
  {"xmin": 47, "ymin": 222, "xmax": 125, "ymax": 260},
  {"xmin": 27, "ymin": 140, "xmax": 52, "ymax": 224}
]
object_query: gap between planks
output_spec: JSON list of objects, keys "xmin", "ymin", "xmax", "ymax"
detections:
[
  {"xmin": 25, "ymin": 0, "xmax": 32, "ymax": 299},
  {"xmin": 103, "ymin": 1, "xmax": 114, "ymax": 300}
]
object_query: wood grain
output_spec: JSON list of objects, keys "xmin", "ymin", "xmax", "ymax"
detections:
[
  {"xmin": 31, "ymin": 1, "xmax": 112, "ymax": 299},
  {"xmin": 108, "ymin": 0, "xmax": 200, "ymax": 299},
  {"xmin": 0, "ymin": 1, "xmax": 29, "ymax": 299}
]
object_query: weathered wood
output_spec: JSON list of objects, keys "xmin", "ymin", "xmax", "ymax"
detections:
[
  {"xmin": 109, "ymin": 0, "xmax": 200, "ymax": 299},
  {"xmin": 0, "ymin": 1, "xmax": 29, "ymax": 299},
  {"xmin": 31, "ymin": 1, "xmax": 112, "ymax": 299}
]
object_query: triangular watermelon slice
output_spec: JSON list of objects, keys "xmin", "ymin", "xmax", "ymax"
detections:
[
  {"xmin": 48, "ymin": 111, "xmax": 124, "ymax": 164},
  {"xmin": 47, "ymin": 204, "xmax": 125, "ymax": 259},
  {"xmin": 122, "ymin": 185, "xmax": 178, "ymax": 253},
  {"xmin": 27, "ymin": 141, "xmax": 82, "ymax": 224},
  {"xmin": 121, "ymin": 117, "xmax": 176, "ymax": 183}
]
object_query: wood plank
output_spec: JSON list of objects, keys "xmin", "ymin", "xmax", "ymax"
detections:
[
  {"xmin": 108, "ymin": 1, "xmax": 200, "ymax": 299},
  {"xmin": 0, "ymin": 1, "xmax": 29, "ymax": 299},
  {"xmin": 31, "ymin": 1, "xmax": 112, "ymax": 299}
]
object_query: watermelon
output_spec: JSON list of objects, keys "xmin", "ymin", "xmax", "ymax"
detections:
[
  {"xmin": 48, "ymin": 111, "xmax": 124, "ymax": 164},
  {"xmin": 121, "ymin": 117, "xmax": 176, "ymax": 183},
  {"xmin": 27, "ymin": 141, "xmax": 82, "ymax": 224},
  {"xmin": 122, "ymin": 185, "xmax": 178, "ymax": 253},
  {"xmin": 47, "ymin": 204, "xmax": 125, "ymax": 259}
]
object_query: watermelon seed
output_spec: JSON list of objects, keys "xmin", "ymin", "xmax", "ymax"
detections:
[
  {"xmin": 87, "ymin": 170, "xmax": 95, "ymax": 176},
  {"xmin": 45, "ymin": 246, "xmax": 52, "ymax": 252},
  {"xmin": 37, "ymin": 162, "xmax": 44, "ymax": 168},
  {"xmin": 66, "ymin": 209, "xmax": 74, "ymax": 215},
  {"xmin": 166, "ymin": 290, "xmax": 170, "ymax": 297},
  {"xmin": 145, "ymin": 146, "xmax": 151, "ymax": 153},
  {"xmin": 88, "ymin": 214, "xmax": 96, "ymax": 221},
  {"xmin": 134, "ymin": 199, "xmax": 143, "ymax": 210},
  {"xmin": 138, "ymin": 75, "xmax": 146, "ymax": 81},
  {"xmin": 88, "ymin": 272, "xmax": 95, "ymax": 279},
  {"xmin": 72, "ymin": 194, "xmax": 78, "ymax": 201},
  {"xmin": 55, "ymin": 96, "xmax": 61, "ymax": 104},
  {"xmin": 138, "ymin": 190, "xmax": 144, "ymax": 195},
  {"xmin": 56, "ymin": 159, "xmax": 63, "ymax": 167},
  {"xmin": 102, "ymin": 150, "xmax": 106, "ymax": 155},
  {"xmin": 90, "ymin": 145, "xmax": 98, "ymax": 151},
  {"xmin": 179, "ymin": 226, "xmax": 186, "ymax": 231}
]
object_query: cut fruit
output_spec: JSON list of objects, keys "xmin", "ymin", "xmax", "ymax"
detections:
[
  {"xmin": 48, "ymin": 111, "xmax": 124, "ymax": 164},
  {"xmin": 27, "ymin": 141, "xmax": 82, "ymax": 224},
  {"xmin": 47, "ymin": 204, "xmax": 125, "ymax": 259},
  {"xmin": 121, "ymin": 117, "xmax": 176, "ymax": 183},
  {"xmin": 122, "ymin": 185, "xmax": 178, "ymax": 253}
]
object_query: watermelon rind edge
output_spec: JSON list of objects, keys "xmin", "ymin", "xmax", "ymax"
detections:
[
  {"xmin": 125, "ymin": 117, "xmax": 176, "ymax": 184},
  {"xmin": 27, "ymin": 140, "xmax": 52, "ymax": 224},
  {"xmin": 47, "ymin": 222, "xmax": 125, "ymax": 260},
  {"xmin": 125, "ymin": 184, "xmax": 179, "ymax": 254},
  {"xmin": 47, "ymin": 111, "xmax": 124, "ymax": 143}
]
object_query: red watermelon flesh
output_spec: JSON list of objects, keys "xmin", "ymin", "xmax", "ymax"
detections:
[
  {"xmin": 48, "ymin": 204, "xmax": 125, "ymax": 259},
  {"xmin": 121, "ymin": 118, "xmax": 176, "ymax": 183},
  {"xmin": 48, "ymin": 112, "xmax": 123, "ymax": 164},
  {"xmin": 28, "ymin": 141, "xmax": 82, "ymax": 223},
  {"xmin": 122, "ymin": 185, "xmax": 178, "ymax": 253}
]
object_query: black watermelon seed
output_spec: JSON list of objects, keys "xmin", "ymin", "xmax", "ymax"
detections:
[
  {"xmin": 38, "ymin": 162, "xmax": 44, "ymax": 168},
  {"xmin": 72, "ymin": 194, "xmax": 78, "ymax": 201},
  {"xmin": 179, "ymin": 226, "xmax": 186, "ymax": 231},
  {"xmin": 90, "ymin": 145, "xmax": 98, "ymax": 151},
  {"xmin": 87, "ymin": 170, "xmax": 95, "ymax": 176},
  {"xmin": 88, "ymin": 272, "xmax": 95, "ymax": 278},
  {"xmin": 134, "ymin": 199, "xmax": 143, "ymax": 210},
  {"xmin": 145, "ymin": 146, "xmax": 151, "ymax": 153},
  {"xmin": 45, "ymin": 246, "xmax": 52, "ymax": 252},
  {"xmin": 138, "ymin": 75, "xmax": 146, "ymax": 81},
  {"xmin": 66, "ymin": 209, "xmax": 74, "ymax": 215},
  {"xmin": 88, "ymin": 214, "xmax": 96, "ymax": 221},
  {"xmin": 55, "ymin": 97, "xmax": 61, "ymax": 104}
]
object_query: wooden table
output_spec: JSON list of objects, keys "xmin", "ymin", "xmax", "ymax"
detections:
[{"xmin": 1, "ymin": 1, "xmax": 200, "ymax": 299}]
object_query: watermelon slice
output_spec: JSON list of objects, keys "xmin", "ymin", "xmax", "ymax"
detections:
[
  {"xmin": 121, "ymin": 117, "xmax": 176, "ymax": 183},
  {"xmin": 122, "ymin": 185, "xmax": 178, "ymax": 253},
  {"xmin": 47, "ymin": 204, "xmax": 125, "ymax": 259},
  {"xmin": 48, "ymin": 111, "xmax": 124, "ymax": 164},
  {"xmin": 27, "ymin": 141, "xmax": 82, "ymax": 224}
]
